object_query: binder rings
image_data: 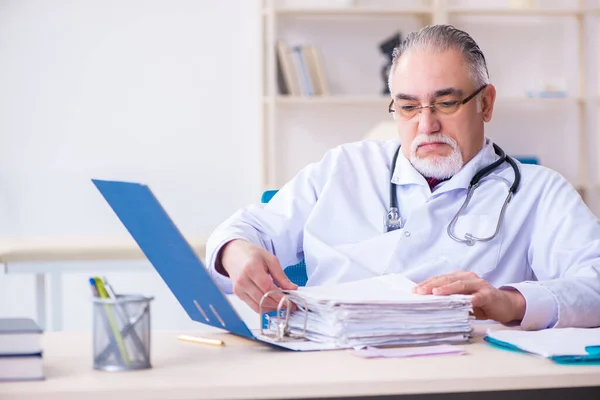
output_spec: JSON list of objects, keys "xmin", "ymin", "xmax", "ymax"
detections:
[{"xmin": 92, "ymin": 179, "xmax": 337, "ymax": 351}]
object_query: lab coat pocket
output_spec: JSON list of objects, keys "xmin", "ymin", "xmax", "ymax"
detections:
[{"xmin": 442, "ymin": 213, "xmax": 504, "ymax": 277}]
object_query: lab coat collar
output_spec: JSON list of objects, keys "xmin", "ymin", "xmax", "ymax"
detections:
[
  {"xmin": 390, "ymin": 138, "xmax": 500, "ymax": 194},
  {"xmin": 390, "ymin": 148, "xmax": 428, "ymax": 187}
]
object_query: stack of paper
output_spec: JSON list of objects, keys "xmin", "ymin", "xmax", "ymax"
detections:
[{"xmin": 269, "ymin": 274, "xmax": 473, "ymax": 348}]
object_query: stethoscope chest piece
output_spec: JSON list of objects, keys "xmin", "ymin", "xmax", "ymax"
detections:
[
  {"xmin": 385, "ymin": 207, "xmax": 403, "ymax": 232},
  {"xmin": 385, "ymin": 143, "xmax": 521, "ymax": 244}
]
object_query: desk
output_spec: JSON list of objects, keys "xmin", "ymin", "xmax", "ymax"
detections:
[
  {"xmin": 0, "ymin": 236, "xmax": 206, "ymax": 331},
  {"xmin": 2, "ymin": 325, "xmax": 599, "ymax": 400}
]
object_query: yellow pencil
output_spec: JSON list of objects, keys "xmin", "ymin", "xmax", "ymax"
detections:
[
  {"xmin": 176, "ymin": 335, "xmax": 225, "ymax": 347},
  {"xmin": 94, "ymin": 277, "xmax": 131, "ymax": 365}
]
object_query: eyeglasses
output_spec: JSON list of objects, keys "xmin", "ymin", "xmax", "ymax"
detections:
[{"xmin": 388, "ymin": 84, "xmax": 488, "ymax": 120}]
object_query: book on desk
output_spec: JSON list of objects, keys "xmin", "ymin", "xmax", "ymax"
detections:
[{"xmin": 0, "ymin": 317, "xmax": 44, "ymax": 382}]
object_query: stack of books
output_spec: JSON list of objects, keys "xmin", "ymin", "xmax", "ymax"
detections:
[
  {"xmin": 270, "ymin": 274, "xmax": 473, "ymax": 348},
  {"xmin": 276, "ymin": 40, "xmax": 330, "ymax": 97},
  {"xmin": 0, "ymin": 318, "xmax": 44, "ymax": 382}
]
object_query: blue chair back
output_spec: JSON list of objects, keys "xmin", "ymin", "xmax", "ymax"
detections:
[
  {"xmin": 514, "ymin": 156, "xmax": 539, "ymax": 165},
  {"xmin": 261, "ymin": 190, "xmax": 308, "ymax": 287},
  {"xmin": 261, "ymin": 190, "xmax": 308, "ymax": 329}
]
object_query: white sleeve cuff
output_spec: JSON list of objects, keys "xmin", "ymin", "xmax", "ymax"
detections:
[{"xmin": 501, "ymin": 282, "xmax": 559, "ymax": 330}]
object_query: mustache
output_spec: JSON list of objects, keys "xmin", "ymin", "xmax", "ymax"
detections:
[{"xmin": 411, "ymin": 134, "xmax": 457, "ymax": 152}]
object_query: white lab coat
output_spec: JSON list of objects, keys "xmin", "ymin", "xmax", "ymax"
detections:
[{"xmin": 206, "ymin": 138, "xmax": 600, "ymax": 330}]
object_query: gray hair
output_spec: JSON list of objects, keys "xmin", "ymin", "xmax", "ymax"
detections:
[{"xmin": 387, "ymin": 25, "xmax": 489, "ymax": 95}]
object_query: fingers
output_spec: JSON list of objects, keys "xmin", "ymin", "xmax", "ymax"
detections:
[
  {"xmin": 471, "ymin": 307, "xmax": 488, "ymax": 320},
  {"xmin": 237, "ymin": 293, "xmax": 260, "ymax": 313},
  {"xmin": 471, "ymin": 290, "xmax": 491, "ymax": 308},
  {"xmin": 241, "ymin": 275, "xmax": 280, "ymax": 311},
  {"xmin": 430, "ymin": 279, "xmax": 484, "ymax": 295},
  {"xmin": 414, "ymin": 271, "xmax": 518, "ymax": 324},
  {"xmin": 230, "ymin": 248, "xmax": 298, "ymax": 313},
  {"xmin": 413, "ymin": 271, "xmax": 479, "ymax": 294},
  {"xmin": 254, "ymin": 266, "xmax": 299, "ymax": 312},
  {"xmin": 234, "ymin": 273, "xmax": 283, "ymax": 313},
  {"xmin": 248, "ymin": 269, "xmax": 297, "ymax": 312},
  {"xmin": 264, "ymin": 254, "xmax": 299, "ymax": 291}
]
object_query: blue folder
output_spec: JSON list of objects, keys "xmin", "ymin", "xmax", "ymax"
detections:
[
  {"xmin": 92, "ymin": 179, "xmax": 337, "ymax": 352},
  {"xmin": 485, "ymin": 336, "xmax": 600, "ymax": 365}
]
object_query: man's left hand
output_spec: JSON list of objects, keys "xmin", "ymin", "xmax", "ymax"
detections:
[{"xmin": 413, "ymin": 271, "xmax": 526, "ymax": 324}]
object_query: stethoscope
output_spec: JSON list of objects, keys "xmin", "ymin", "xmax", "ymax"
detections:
[{"xmin": 385, "ymin": 143, "xmax": 521, "ymax": 246}]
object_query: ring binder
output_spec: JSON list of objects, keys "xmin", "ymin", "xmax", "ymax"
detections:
[{"xmin": 258, "ymin": 290, "xmax": 308, "ymax": 342}]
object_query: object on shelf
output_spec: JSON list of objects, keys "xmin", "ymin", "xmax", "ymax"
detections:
[
  {"xmin": 525, "ymin": 90, "xmax": 568, "ymax": 99},
  {"xmin": 276, "ymin": 40, "xmax": 299, "ymax": 96},
  {"xmin": 379, "ymin": 32, "xmax": 401, "ymax": 95},
  {"xmin": 291, "ymin": 46, "xmax": 314, "ymax": 95},
  {"xmin": 276, "ymin": 40, "xmax": 329, "ymax": 96},
  {"xmin": 304, "ymin": 46, "xmax": 330, "ymax": 95},
  {"xmin": 526, "ymin": 81, "xmax": 568, "ymax": 99}
]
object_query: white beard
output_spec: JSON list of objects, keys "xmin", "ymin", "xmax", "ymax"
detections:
[{"xmin": 409, "ymin": 134, "xmax": 463, "ymax": 179}]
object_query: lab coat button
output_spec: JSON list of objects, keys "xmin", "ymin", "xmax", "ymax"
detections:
[{"xmin": 404, "ymin": 231, "xmax": 411, "ymax": 237}]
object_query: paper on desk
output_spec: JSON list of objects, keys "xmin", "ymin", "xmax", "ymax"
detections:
[
  {"xmin": 486, "ymin": 327, "xmax": 600, "ymax": 358},
  {"xmin": 269, "ymin": 274, "xmax": 473, "ymax": 348},
  {"xmin": 350, "ymin": 344, "xmax": 466, "ymax": 359},
  {"xmin": 289, "ymin": 274, "xmax": 472, "ymax": 305}
]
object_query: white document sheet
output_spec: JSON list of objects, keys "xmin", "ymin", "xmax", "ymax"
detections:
[
  {"xmin": 290, "ymin": 274, "xmax": 472, "ymax": 304},
  {"xmin": 350, "ymin": 344, "xmax": 467, "ymax": 358},
  {"xmin": 486, "ymin": 327, "xmax": 600, "ymax": 357}
]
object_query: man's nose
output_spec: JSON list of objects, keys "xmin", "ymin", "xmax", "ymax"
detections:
[{"xmin": 417, "ymin": 107, "xmax": 441, "ymax": 135}]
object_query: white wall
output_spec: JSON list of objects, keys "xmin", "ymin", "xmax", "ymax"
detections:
[{"xmin": 0, "ymin": 0, "xmax": 262, "ymax": 331}]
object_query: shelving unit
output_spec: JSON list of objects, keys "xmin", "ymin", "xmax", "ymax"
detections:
[
  {"xmin": 265, "ymin": 7, "xmax": 433, "ymax": 16},
  {"xmin": 266, "ymin": 95, "xmax": 585, "ymax": 105},
  {"xmin": 267, "ymin": 95, "xmax": 390, "ymax": 105},
  {"xmin": 446, "ymin": 8, "xmax": 585, "ymax": 16},
  {"xmin": 260, "ymin": 0, "xmax": 599, "ymax": 214}
]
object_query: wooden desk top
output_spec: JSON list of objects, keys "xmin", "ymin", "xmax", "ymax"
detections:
[
  {"xmin": 2, "ymin": 325, "xmax": 600, "ymax": 400},
  {"xmin": 0, "ymin": 235, "xmax": 206, "ymax": 263}
]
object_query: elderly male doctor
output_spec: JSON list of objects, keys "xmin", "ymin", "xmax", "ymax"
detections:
[{"xmin": 206, "ymin": 25, "xmax": 600, "ymax": 330}]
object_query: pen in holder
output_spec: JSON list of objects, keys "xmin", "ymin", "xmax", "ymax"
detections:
[{"xmin": 92, "ymin": 294, "xmax": 154, "ymax": 371}]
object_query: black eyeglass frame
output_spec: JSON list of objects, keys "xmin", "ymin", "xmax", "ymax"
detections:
[{"xmin": 388, "ymin": 84, "xmax": 488, "ymax": 117}]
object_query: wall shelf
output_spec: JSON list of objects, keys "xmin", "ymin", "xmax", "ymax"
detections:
[
  {"xmin": 266, "ymin": 95, "xmax": 389, "ymax": 105},
  {"xmin": 447, "ymin": 8, "xmax": 585, "ymax": 17},
  {"xmin": 499, "ymin": 96, "xmax": 584, "ymax": 104},
  {"xmin": 263, "ymin": 7, "xmax": 432, "ymax": 17},
  {"xmin": 265, "ymin": 95, "xmax": 583, "ymax": 105}
]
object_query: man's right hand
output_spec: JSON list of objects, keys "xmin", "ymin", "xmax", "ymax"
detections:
[{"xmin": 218, "ymin": 239, "xmax": 298, "ymax": 313}]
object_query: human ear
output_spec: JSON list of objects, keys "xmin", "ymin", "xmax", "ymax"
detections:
[{"xmin": 482, "ymin": 84, "xmax": 496, "ymax": 122}]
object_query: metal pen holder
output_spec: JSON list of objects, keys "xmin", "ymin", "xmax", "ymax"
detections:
[{"xmin": 92, "ymin": 294, "xmax": 154, "ymax": 371}]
